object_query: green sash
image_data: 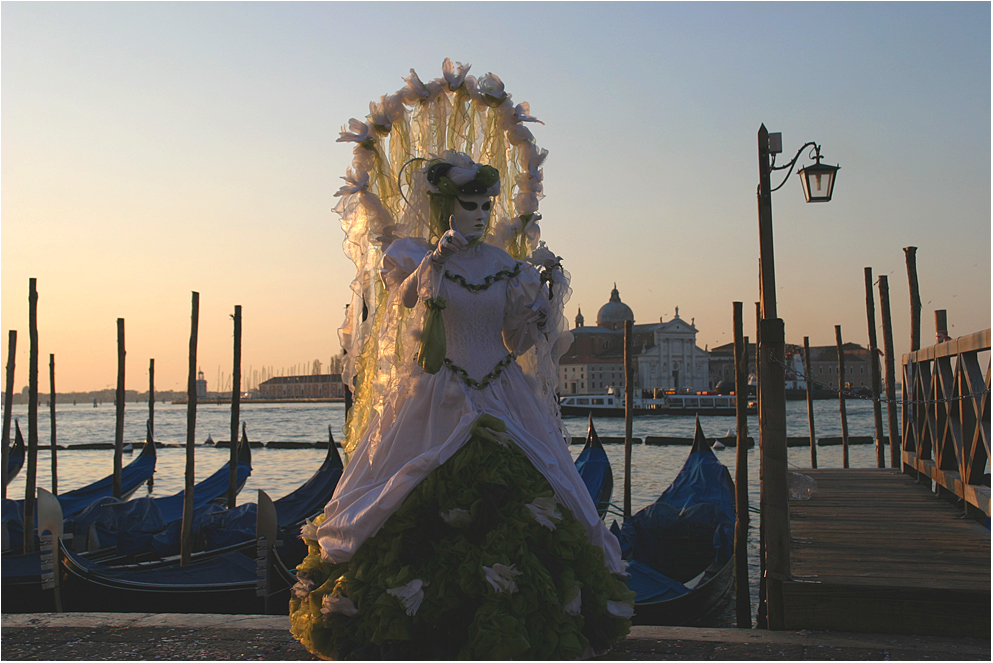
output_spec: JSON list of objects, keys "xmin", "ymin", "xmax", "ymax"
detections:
[{"xmin": 417, "ymin": 297, "xmax": 447, "ymax": 374}]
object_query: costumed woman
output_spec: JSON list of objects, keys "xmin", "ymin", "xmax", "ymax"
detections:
[{"xmin": 290, "ymin": 60, "xmax": 633, "ymax": 660}]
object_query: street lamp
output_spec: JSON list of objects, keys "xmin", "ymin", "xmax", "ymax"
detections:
[
  {"xmin": 755, "ymin": 125, "xmax": 838, "ymax": 630},
  {"xmin": 769, "ymin": 137, "xmax": 841, "ymax": 203}
]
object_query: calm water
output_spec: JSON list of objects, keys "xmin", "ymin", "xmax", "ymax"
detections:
[{"xmin": 6, "ymin": 397, "xmax": 888, "ymax": 624}]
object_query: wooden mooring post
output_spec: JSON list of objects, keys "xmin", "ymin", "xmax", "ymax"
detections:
[
  {"xmin": 2, "ymin": 330, "xmax": 17, "ymax": 499},
  {"xmin": 877, "ymin": 275, "xmax": 900, "ymax": 468},
  {"xmin": 148, "ymin": 358, "xmax": 155, "ymax": 444},
  {"xmin": 732, "ymin": 302, "xmax": 751, "ymax": 628},
  {"xmin": 803, "ymin": 337, "xmax": 816, "ymax": 469},
  {"xmin": 935, "ymin": 309, "xmax": 949, "ymax": 343},
  {"xmin": 864, "ymin": 267, "xmax": 885, "ymax": 468},
  {"xmin": 904, "ymin": 246, "xmax": 921, "ymax": 352},
  {"xmin": 49, "ymin": 354, "xmax": 58, "ymax": 494},
  {"xmin": 24, "ymin": 278, "xmax": 40, "ymax": 554},
  {"xmin": 623, "ymin": 319, "xmax": 633, "ymax": 519},
  {"xmin": 834, "ymin": 325, "xmax": 850, "ymax": 468},
  {"xmin": 228, "ymin": 305, "xmax": 242, "ymax": 509},
  {"xmin": 181, "ymin": 292, "xmax": 200, "ymax": 566},
  {"xmin": 113, "ymin": 318, "xmax": 126, "ymax": 499}
]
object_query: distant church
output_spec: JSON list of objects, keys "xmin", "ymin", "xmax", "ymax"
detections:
[{"xmin": 557, "ymin": 285, "xmax": 710, "ymax": 395}]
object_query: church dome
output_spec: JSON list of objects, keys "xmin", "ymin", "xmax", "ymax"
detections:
[{"xmin": 596, "ymin": 285, "xmax": 634, "ymax": 329}]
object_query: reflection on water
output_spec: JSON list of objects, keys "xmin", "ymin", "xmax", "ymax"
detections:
[{"xmin": 6, "ymin": 398, "xmax": 887, "ymax": 625}]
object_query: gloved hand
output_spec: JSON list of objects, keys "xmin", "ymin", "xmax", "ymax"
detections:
[
  {"xmin": 523, "ymin": 296, "xmax": 551, "ymax": 330},
  {"xmin": 431, "ymin": 216, "xmax": 468, "ymax": 264}
]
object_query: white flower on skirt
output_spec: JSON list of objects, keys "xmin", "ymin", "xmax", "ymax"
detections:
[
  {"xmin": 291, "ymin": 578, "xmax": 316, "ymax": 601},
  {"xmin": 387, "ymin": 579, "xmax": 428, "ymax": 616},
  {"xmin": 606, "ymin": 599, "xmax": 635, "ymax": 619},
  {"xmin": 563, "ymin": 584, "xmax": 582, "ymax": 616},
  {"xmin": 299, "ymin": 518, "xmax": 318, "ymax": 542},
  {"xmin": 321, "ymin": 592, "xmax": 359, "ymax": 618},
  {"xmin": 526, "ymin": 496, "xmax": 562, "ymax": 531},
  {"xmin": 439, "ymin": 507, "xmax": 472, "ymax": 527},
  {"xmin": 483, "ymin": 563, "xmax": 522, "ymax": 594}
]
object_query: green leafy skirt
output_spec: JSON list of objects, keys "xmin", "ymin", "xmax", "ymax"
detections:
[{"xmin": 289, "ymin": 415, "xmax": 633, "ymax": 660}]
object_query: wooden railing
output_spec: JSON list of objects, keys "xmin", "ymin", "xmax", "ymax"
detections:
[{"xmin": 902, "ymin": 329, "xmax": 991, "ymax": 517}]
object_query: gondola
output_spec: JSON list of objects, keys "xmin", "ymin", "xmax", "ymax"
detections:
[
  {"xmin": 67, "ymin": 424, "xmax": 340, "ymax": 568},
  {"xmin": 0, "ymin": 488, "xmax": 65, "ymax": 613},
  {"xmin": 65, "ymin": 425, "xmax": 253, "ymax": 556},
  {"xmin": 272, "ymin": 426, "xmax": 344, "ymax": 566},
  {"xmin": 4, "ymin": 420, "xmax": 26, "ymax": 486},
  {"xmin": 2, "ymin": 430, "xmax": 157, "ymax": 551},
  {"xmin": 109, "ymin": 424, "xmax": 343, "ymax": 565},
  {"xmin": 574, "ymin": 415, "xmax": 613, "ymax": 518},
  {"xmin": 52, "ymin": 487, "xmax": 297, "ymax": 615},
  {"xmin": 609, "ymin": 416, "xmax": 736, "ymax": 625}
]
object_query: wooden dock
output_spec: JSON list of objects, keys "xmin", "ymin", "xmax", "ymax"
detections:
[{"xmin": 781, "ymin": 468, "xmax": 990, "ymax": 637}]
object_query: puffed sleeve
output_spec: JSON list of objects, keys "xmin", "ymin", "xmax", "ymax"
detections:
[
  {"xmin": 380, "ymin": 237, "xmax": 445, "ymax": 305},
  {"xmin": 503, "ymin": 261, "xmax": 551, "ymax": 355},
  {"xmin": 380, "ymin": 237, "xmax": 431, "ymax": 289}
]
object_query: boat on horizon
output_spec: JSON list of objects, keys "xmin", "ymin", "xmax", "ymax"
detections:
[{"xmin": 558, "ymin": 388, "xmax": 755, "ymax": 417}]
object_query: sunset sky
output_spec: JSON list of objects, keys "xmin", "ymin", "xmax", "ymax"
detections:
[{"xmin": 2, "ymin": 2, "xmax": 990, "ymax": 394}]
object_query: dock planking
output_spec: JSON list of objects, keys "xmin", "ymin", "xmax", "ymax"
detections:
[{"xmin": 781, "ymin": 468, "xmax": 990, "ymax": 637}]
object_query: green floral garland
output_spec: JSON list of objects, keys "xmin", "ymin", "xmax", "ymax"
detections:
[
  {"xmin": 443, "ymin": 353, "xmax": 517, "ymax": 390},
  {"xmin": 289, "ymin": 415, "xmax": 633, "ymax": 660},
  {"xmin": 444, "ymin": 263, "xmax": 522, "ymax": 293}
]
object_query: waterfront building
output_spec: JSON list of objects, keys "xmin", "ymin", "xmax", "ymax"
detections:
[
  {"xmin": 256, "ymin": 374, "xmax": 344, "ymax": 400},
  {"xmin": 635, "ymin": 308, "xmax": 710, "ymax": 392},
  {"xmin": 557, "ymin": 286, "xmax": 709, "ymax": 394},
  {"xmin": 708, "ymin": 341, "xmax": 876, "ymax": 390}
]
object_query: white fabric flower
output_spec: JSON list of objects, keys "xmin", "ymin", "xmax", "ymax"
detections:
[
  {"xmin": 321, "ymin": 592, "xmax": 359, "ymax": 617},
  {"xmin": 299, "ymin": 517, "xmax": 319, "ymax": 541},
  {"xmin": 487, "ymin": 216, "xmax": 522, "ymax": 249},
  {"xmin": 563, "ymin": 584, "xmax": 582, "ymax": 616},
  {"xmin": 477, "ymin": 72, "xmax": 507, "ymax": 106},
  {"xmin": 483, "ymin": 563, "xmax": 522, "ymax": 594},
  {"xmin": 527, "ymin": 242, "xmax": 560, "ymax": 270},
  {"xmin": 507, "ymin": 123, "xmax": 535, "ymax": 146},
  {"xmin": 442, "ymin": 58, "xmax": 471, "ymax": 90},
  {"xmin": 334, "ymin": 168, "xmax": 370, "ymax": 197},
  {"xmin": 439, "ymin": 507, "xmax": 472, "ymax": 527},
  {"xmin": 515, "ymin": 190, "xmax": 540, "ymax": 216},
  {"xmin": 401, "ymin": 68, "xmax": 430, "ymax": 104},
  {"xmin": 606, "ymin": 600, "xmax": 635, "ymax": 619},
  {"xmin": 526, "ymin": 496, "xmax": 562, "ymax": 530},
  {"xmin": 382, "ymin": 93, "xmax": 406, "ymax": 122},
  {"xmin": 387, "ymin": 579, "xmax": 428, "ymax": 616},
  {"xmin": 375, "ymin": 223, "xmax": 402, "ymax": 248},
  {"xmin": 291, "ymin": 578, "xmax": 315, "ymax": 600},
  {"xmin": 368, "ymin": 99, "xmax": 392, "ymax": 133},
  {"xmin": 337, "ymin": 118, "xmax": 373, "ymax": 144},
  {"xmin": 513, "ymin": 102, "xmax": 544, "ymax": 125},
  {"xmin": 442, "ymin": 151, "xmax": 479, "ymax": 187}
]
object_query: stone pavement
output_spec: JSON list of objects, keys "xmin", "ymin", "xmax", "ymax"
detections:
[{"xmin": 2, "ymin": 613, "xmax": 989, "ymax": 661}]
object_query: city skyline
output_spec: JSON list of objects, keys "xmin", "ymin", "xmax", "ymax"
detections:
[{"xmin": 2, "ymin": 3, "xmax": 989, "ymax": 393}]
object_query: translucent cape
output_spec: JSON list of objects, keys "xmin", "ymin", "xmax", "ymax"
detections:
[{"xmin": 335, "ymin": 60, "xmax": 573, "ymax": 460}]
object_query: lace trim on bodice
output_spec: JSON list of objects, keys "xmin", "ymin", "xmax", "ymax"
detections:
[
  {"xmin": 444, "ymin": 262, "xmax": 522, "ymax": 292},
  {"xmin": 444, "ymin": 353, "xmax": 517, "ymax": 390}
]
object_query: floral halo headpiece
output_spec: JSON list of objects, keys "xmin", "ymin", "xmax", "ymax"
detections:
[{"xmin": 334, "ymin": 59, "xmax": 572, "ymax": 460}]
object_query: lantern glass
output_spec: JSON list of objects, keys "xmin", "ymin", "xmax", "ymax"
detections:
[{"xmin": 798, "ymin": 162, "xmax": 839, "ymax": 203}]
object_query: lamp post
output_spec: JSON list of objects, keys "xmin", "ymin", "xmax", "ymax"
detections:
[{"xmin": 756, "ymin": 124, "xmax": 839, "ymax": 630}]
